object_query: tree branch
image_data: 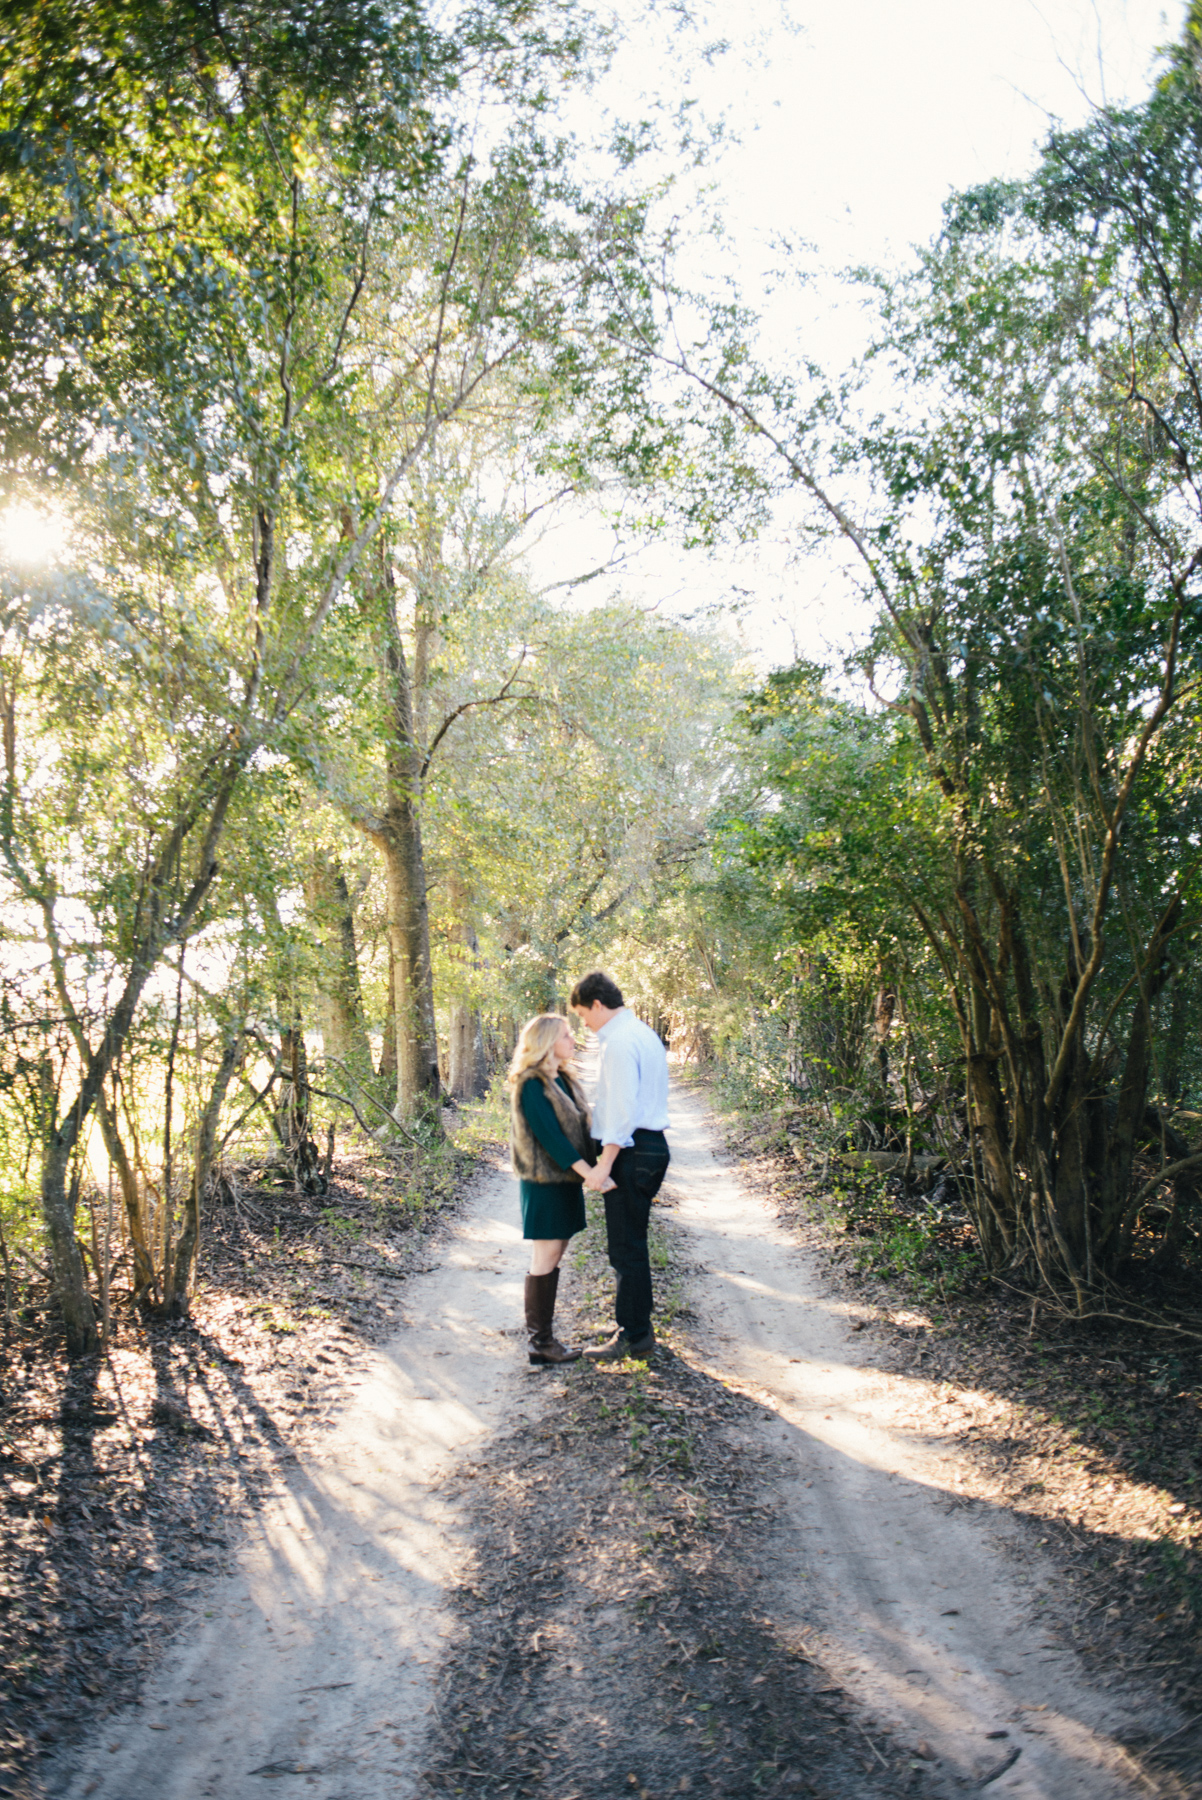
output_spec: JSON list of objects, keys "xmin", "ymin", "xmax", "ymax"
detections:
[{"xmin": 420, "ymin": 646, "xmax": 530, "ymax": 777}]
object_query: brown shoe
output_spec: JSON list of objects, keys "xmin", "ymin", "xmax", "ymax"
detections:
[
  {"xmin": 582, "ymin": 1327, "xmax": 655, "ymax": 1363},
  {"xmin": 529, "ymin": 1334, "xmax": 582, "ymax": 1366},
  {"xmin": 524, "ymin": 1270, "xmax": 581, "ymax": 1366}
]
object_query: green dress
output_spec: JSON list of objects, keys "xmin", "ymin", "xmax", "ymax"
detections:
[{"xmin": 519, "ymin": 1075, "xmax": 588, "ymax": 1241}]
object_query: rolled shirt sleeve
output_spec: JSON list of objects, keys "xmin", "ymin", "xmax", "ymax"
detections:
[
  {"xmin": 593, "ymin": 1038, "xmax": 640, "ymax": 1148},
  {"xmin": 591, "ymin": 1012, "xmax": 670, "ymax": 1148}
]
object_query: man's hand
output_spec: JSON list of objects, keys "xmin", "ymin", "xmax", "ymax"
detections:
[{"xmin": 582, "ymin": 1164, "xmax": 612, "ymax": 1192}]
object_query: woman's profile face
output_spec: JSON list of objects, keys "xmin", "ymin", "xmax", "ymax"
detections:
[{"xmin": 553, "ymin": 1023, "xmax": 577, "ymax": 1066}]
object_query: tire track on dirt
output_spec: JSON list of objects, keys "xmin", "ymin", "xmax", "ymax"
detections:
[
  {"xmin": 421, "ymin": 1328, "xmax": 900, "ymax": 1800},
  {"xmin": 665, "ymin": 1082, "xmax": 1171, "ymax": 1798},
  {"xmin": 50, "ymin": 1174, "xmax": 534, "ymax": 1800}
]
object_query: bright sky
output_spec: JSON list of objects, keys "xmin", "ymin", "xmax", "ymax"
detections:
[
  {"xmin": 680, "ymin": 0, "xmax": 1173, "ymax": 266},
  {"xmin": 528, "ymin": 0, "xmax": 1181, "ymax": 669}
]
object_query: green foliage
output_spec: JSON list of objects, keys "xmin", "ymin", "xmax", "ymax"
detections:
[
  {"xmin": 586, "ymin": 7, "xmax": 1202, "ymax": 1307},
  {"xmin": 0, "ymin": 0, "xmax": 716, "ymax": 1340},
  {"xmin": 842, "ymin": 1184, "xmax": 980, "ymax": 1302}
]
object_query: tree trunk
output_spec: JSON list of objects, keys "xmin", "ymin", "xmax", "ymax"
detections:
[
  {"xmin": 30, "ymin": 761, "xmax": 231, "ymax": 1354},
  {"xmin": 262, "ymin": 882, "xmax": 324, "ymax": 1188},
  {"xmin": 95, "ymin": 1091, "xmax": 157, "ymax": 1305},
  {"xmin": 378, "ymin": 942, "xmax": 398, "ymax": 1084},
  {"xmin": 1043, "ymin": 1056, "xmax": 1095, "ymax": 1292},
  {"xmin": 448, "ymin": 997, "xmax": 487, "ymax": 1100},
  {"xmin": 364, "ymin": 547, "xmax": 441, "ymax": 1122},
  {"xmin": 1160, "ymin": 965, "xmax": 1193, "ymax": 1107},
  {"xmin": 305, "ymin": 849, "xmax": 374, "ymax": 1090},
  {"xmin": 41, "ymin": 1135, "xmax": 98, "ymax": 1356},
  {"xmin": 274, "ymin": 1013, "xmax": 323, "ymax": 1190},
  {"xmin": 872, "ymin": 983, "xmax": 895, "ymax": 1092},
  {"xmin": 446, "ymin": 873, "xmax": 487, "ymax": 1100},
  {"xmin": 378, "ymin": 811, "xmax": 441, "ymax": 1116},
  {"xmin": 965, "ymin": 1048, "xmax": 1017, "ymax": 1264},
  {"xmin": 166, "ymin": 1023, "xmax": 244, "ymax": 1314}
]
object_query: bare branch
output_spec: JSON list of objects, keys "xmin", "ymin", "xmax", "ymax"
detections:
[{"xmin": 421, "ymin": 646, "xmax": 530, "ymax": 776}]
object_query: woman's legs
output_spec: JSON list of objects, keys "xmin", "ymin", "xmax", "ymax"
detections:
[
  {"xmin": 523, "ymin": 1239, "xmax": 579, "ymax": 1363},
  {"xmin": 528, "ymin": 1238, "xmax": 568, "ymax": 1275}
]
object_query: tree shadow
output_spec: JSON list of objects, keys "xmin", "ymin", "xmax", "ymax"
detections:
[
  {"xmin": 419, "ymin": 1341, "xmax": 1185, "ymax": 1800},
  {"xmin": 1, "ymin": 1306, "xmax": 319, "ymax": 1793}
]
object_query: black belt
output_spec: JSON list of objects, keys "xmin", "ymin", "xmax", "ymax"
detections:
[{"xmin": 593, "ymin": 1129, "xmax": 668, "ymax": 1148}]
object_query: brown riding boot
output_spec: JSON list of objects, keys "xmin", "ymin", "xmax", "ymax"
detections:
[{"xmin": 524, "ymin": 1269, "xmax": 581, "ymax": 1366}]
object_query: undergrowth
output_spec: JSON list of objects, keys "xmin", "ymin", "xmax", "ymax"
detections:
[
  {"xmin": 696, "ymin": 1059, "xmax": 986, "ymax": 1306},
  {"xmin": 833, "ymin": 1177, "xmax": 983, "ymax": 1302}
]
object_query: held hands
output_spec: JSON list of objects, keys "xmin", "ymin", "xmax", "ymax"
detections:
[{"xmin": 572, "ymin": 1154, "xmax": 616, "ymax": 1193}]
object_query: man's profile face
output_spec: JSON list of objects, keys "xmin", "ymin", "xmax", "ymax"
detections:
[{"xmin": 572, "ymin": 1000, "xmax": 607, "ymax": 1032}]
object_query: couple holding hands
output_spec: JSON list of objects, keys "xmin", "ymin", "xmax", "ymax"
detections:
[{"xmin": 507, "ymin": 971, "xmax": 670, "ymax": 1366}]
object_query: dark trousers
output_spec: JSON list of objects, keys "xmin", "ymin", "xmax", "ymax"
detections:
[{"xmin": 598, "ymin": 1130, "xmax": 670, "ymax": 1339}]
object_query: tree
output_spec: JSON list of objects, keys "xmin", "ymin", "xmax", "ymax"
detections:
[
  {"xmin": 0, "ymin": 0, "xmax": 615, "ymax": 1345},
  {"xmin": 575, "ymin": 14, "xmax": 1202, "ymax": 1300},
  {"xmin": 421, "ymin": 597, "xmax": 739, "ymax": 1029}
]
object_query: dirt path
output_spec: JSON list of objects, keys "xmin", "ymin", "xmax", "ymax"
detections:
[
  {"xmin": 53, "ymin": 1084, "xmax": 1169, "ymax": 1800},
  {"xmin": 663, "ymin": 1084, "xmax": 1162, "ymax": 1798},
  {"xmin": 53, "ymin": 1180, "xmax": 534, "ymax": 1800}
]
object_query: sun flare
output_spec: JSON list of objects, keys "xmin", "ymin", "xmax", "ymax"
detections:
[{"xmin": 0, "ymin": 502, "xmax": 68, "ymax": 567}]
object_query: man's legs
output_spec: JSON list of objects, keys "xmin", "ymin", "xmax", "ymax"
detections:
[{"xmin": 600, "ymin": 1132, "xmax": 670, "ymax": 1343}]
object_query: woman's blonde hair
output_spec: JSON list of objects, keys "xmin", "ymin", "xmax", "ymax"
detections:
[{"xmin": 507, "ymin": 1013, "xmax": 575, "ymax": 1089}]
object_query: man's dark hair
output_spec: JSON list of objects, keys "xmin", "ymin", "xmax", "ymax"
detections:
[{"xmin": 570, "ymin": 971, "xmax": 624, "ymax": 1010}]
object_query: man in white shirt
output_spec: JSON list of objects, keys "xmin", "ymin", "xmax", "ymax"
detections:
[{"xmin": 569, "ymin": 970, "xmax": 670, "ymax": 1361}]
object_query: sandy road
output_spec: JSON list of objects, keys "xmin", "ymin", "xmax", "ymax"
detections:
[
  {"xmin": 56, "ymin": 1083, "xmax": 1164, "ymax": 1799},
  {"xmin": 664, "ymin": 1083, "xmax": 1158, "ymax": 1798},
  {"xmin": 56, "ymin": 1174, "xmax": 536, "ymax": 1800}
]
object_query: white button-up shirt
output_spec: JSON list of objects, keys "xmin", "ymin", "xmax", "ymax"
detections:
[{"xmin": 591, "ymin": 1009, "xmax": 670, "ymax": 1148}]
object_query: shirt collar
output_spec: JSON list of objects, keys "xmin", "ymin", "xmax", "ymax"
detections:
[{"xmin": 595, "ymin": 1007, "xmax": 628, "ymax": 1039}]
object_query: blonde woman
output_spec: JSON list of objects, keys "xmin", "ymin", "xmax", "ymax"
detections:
[{"xmin": 508, "ymin": 1014, "xmax": 612, "ymax": 1365}]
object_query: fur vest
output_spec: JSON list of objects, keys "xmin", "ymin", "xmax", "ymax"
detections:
[{"xmin": 510, "ymin": 1070, "xmax": 592, "ymax": 1185}]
